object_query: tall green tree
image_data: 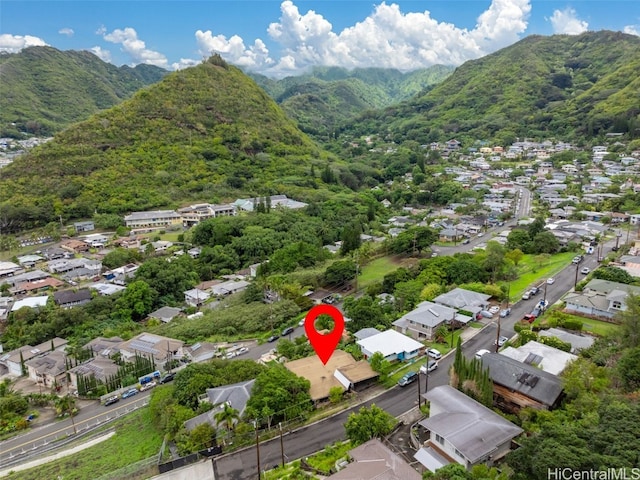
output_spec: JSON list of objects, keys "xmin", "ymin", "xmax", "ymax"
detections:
[{"xmin": 344, "ymin": 404, "xmax": 396, "ymax": 446}]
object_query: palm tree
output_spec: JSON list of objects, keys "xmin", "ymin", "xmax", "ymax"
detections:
[
  {"xmin": 55, "ymin": 395, "xmax": 78, "ymax": 434},
  {"xmin": 214, "ymin": 403, "xmax": 240, "ymax": 432}
]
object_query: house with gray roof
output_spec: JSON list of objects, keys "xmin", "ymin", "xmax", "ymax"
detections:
[
  {"xmin": 68, "ymin": 357, "xmax": 120, "ymax": 391},
  {"xmin": 148, "ymin": 306, "xmax": 182, "ymax": 323},
  {"xmin": 392, "ymin": 301, "xmax": 472, "ymax": 341},
  {"xmin": 538, "ymin": 328, "xmax": 594, "ymax": 354},
  {"xmin": 328, "ymin": 438, "xmax": 421, "ymax": 480},
  {"xmin": 433, "ymin": 288, "xmax": 491, "ymax": 317},
  {"xmin": 480, "ymin": 353, "xmax": 564, "ymax": 413},
  {"xmin": 564, "ymin": 279, "xmax": 640, "ymax": 319},
  {"xmin": 499, "ymin": 341, "xmax": 577, "ymax": 375},
  {"xmin": 25, "ymin": 350, "xmax": 68, "ymax": 388},
  {"xmin": 54, "ymin": 289, "xmax": 92, "ymax": 309},
  {"xmin": 415, "ymin": 385, "xmax": 522, "ymax": 473},
  {"xmin": 185, "ymin": 379, "xmax": 255, "ymax": 432}
]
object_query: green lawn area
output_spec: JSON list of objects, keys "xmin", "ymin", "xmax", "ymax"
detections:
[
  {"xmin": 580, "ymin": 317, "xmax": 621, "ymax": 337},
  {"xmin": 503, "ymin": 251, "xmax": 576, "ymax": 300},
  {"xmin": 358, "ymin": 256, "xmax": 406, "ymax": 290},
  {"xmin": 7, "ymin": 408, "xmax": 163, "ymax": 480}
]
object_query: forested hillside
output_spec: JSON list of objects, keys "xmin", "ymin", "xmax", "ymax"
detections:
[
  {"xmin": 0, "ymin": 55, "xmax": 331, "ymax": 232},
  {"xmin": 337, "ymin": 31, "xmax": 640, "ymax": 144},
  {"xmin": 0, "ymin": 46, "xmax": 167, "ymax": 137},
  {"xmin": 250, "ymin": 65, "xmax": 453, "ymax": 138}
]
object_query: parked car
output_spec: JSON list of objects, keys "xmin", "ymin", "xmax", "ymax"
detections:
[
  {"xmin": 398, "ymin": 371, "xmax": 418, "ymax": 387},
  {"xmin": 299, "ymin": 318, "xmax": 306, "ymax": 327},
  {"xmin": 427, "ymin": 348, "xmax": 442, "ymax": 360},
  {"xmin": 267, "ymin": 335, "xmax": 279, "ymax": 343},
  {"xmin": 522, "ymin": 291, "xmax": 531, "ymax": 300},
  {"xmin": 572, "ymin": 255, "xmax": 583, "ymax": 264},
  {"xmin": 122, "ymin": 389, "xmax": 138, "ymax": 399},
  {"xmin": 477, "ymin": 232, "xmax": 484, "ymax": 237},
  {"xmin": 488, "ymin": 306, "xmax": 500, "ymax": 314},
  {"xmin": 499, "ymin": 308, "xmax": 512, "ymax": 318},
  {"xmin": 522, "ymin": 314, "xmax": 536, "ymax": 323},
  {"xmin": 462, "ymin": 239, "xmax": 470, "ymax": 244},
  {"xmin": 547, "ymin": 277, "xmax": 555, "ymax": 284},
  {"xmin": 581, "ymin": 267, "xmax": 591, "ymax": 275},
  {"xmin": 531, "ymin": 307, "xmax": 542, "ymax": 318},
  {"xmin": 530, "ymin": 286, "xmax": 540, "ymax": 296},
  {"xmin": 282, "ymin": 326, "xmax": 294, "ymax": 336},
  {"xmin": 537, "ymin": 299, "xmax": 549, "ymax": 310},
  {"xmin": 141, "ymin": 381, "xmax": 156, "ymax": 391},
  {"xmin": 25, "ymin": 414, "xmax": 36, "ymax": 421},
  {"xmin": 480, "ymin": 310, "xmax": 493, "ymax": 318},
  {"xmin": 475, "ymin": 349, "xmax": 490, "ymax": 359},
  {"xmin": 104, "ymin": 396, "xmax": 120, "ymax": 406},
  {"xmin": 420, "ymin": 361, "xmax": 438, "ymax": 374},
  {"xmin": 494, "ymin": 336, "xmax": 509, "ymax": 347},
  {"xmin": 237, "ymin": 347, "xmax": 249, "ymax": 355},
  {"xmin": 159, "ymin": 373, "xmax": 175, "ymax": 384}
]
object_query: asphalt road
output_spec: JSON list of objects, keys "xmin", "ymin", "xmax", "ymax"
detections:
[{"xmin": 0, "ymin": 392, "xmax": 150, "ymax": 467}]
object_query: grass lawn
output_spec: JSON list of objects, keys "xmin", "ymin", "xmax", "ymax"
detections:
[
  {"xmin": 580, "ymin": 317, "xmax": 621, "ymax": 337},
  {"xmin": 358, "ymin": 256, "xmax": 414, "ymax": 290},
  {"xmin": 503, "ymin": 251, "xmax": 575, "ymax": 300},
  {"xmin": 6, "ymin": 408, "xmax": 163, "ymax": 480},
  {"xmin": 306, "ymin": 441, "xmax": 352, "ymax": 474}
]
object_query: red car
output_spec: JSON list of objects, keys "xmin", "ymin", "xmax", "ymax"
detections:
[{"xmin": 523, "ymin": 314, "xmax": 536, "ymax": 323}]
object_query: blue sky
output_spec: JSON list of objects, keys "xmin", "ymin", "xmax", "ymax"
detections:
[{"xmin": 1, "ymin": 1, "xmax": 639, "ymax": 77}]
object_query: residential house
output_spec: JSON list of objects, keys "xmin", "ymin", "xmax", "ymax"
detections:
[
  {"xmin": 210, "ymin": 280, "xmax": 251, "ymax": 297},
  {"xmin": 353, "ymin": 328, "xmax": 382, "ymax": 341},
  {"xmin": 61, "ymin": 239, "xmax": 90, "ymax": 253},
  {"xmin": 91, "ymin": 283, "xmax": 126, "ymax": 296},
  {"xmin": 499, "ymin": 341, "xmax": 577, "ymax": 375},
  {"xmin": 0, "ymin": 261, "xmax": 22, "ymax": 279},
  {"xmin": 563, "ymin": 279, "xmax": 640, "ymax": 319},
  {"xmin": 185, "ymin": 379, "xmax": 256, "ymax": 432},
  {"xmin": 327, "ymin": 439, "xmax": 421, "ymax": 480},
  {"xmin": 184, "ymin": 342, "xmax": 220, "ymax": 363},
  {"xmin": 74, "ymin": 221, "xmax": 95, "ymax": 233},
  {"xmin": 178, "ymin": 203, "xmax": 237, "ymax": 227},
  {"xmin": 1, "ymin": 269, "xmax": 49, "ymax": 288},
  {"xmin": 16, "ymin": 254, "xmax": 44, "ymax": 268},
  {"xmin": 538, "ymin": 328, "xmax": 594, "ymax": 354},
  {"xmin": 68, "ymin": 357, "xmax": 120, "ymax": 391},
  {"xmin": 356, "ymin": 329, "xmax": 424, "ymax": 362},
  {"xmin": 10, "ymin": 277, "xmax": 64, "ymax": 296},
  {"xmin": 83, "ymin": 233, "xmax": 109, "ymax": 248},
  {"xmin": 25, "ymin": 350, "xmax": 68, "ymax": 388},
  {"xmin": 11, "ymin": 295, "xmax": 49, "ymax": 312},
  {"xmin": 117, "ymin": 333, "xmax": 184, "ymax": 366},
  {"xmin": 184, "ymin": 288, "xmax": 211, "ymax": 307},
  {"xmin": 123, "ymin": 210, "xmax": 182, "ymax": 229},
  {"xmin": 415, "ymin": 385, "xmax": 522, "ymax": 473},
  {"xmin": 148, "ymin": 306, "xmax": 182, "ymax": 324},
  {"xmin": 392, "ymin": 301, "xmax": 463, "ymax": 341},
  {"xmin": 103, "ymin": 263, "xmax": 138, "ymax": 285},
  {"xmin": 285, "ymin": 350, "xmax": 378, "ymax": 402},
  {"xmin": 0, "ymin": 338, "xmax": 68, "ymax": 377},
  {"xmin": 433, "ymin": 288, "xmax": 491, "ymax": 318},
  {"xmin": 480, "ymin": 353, "xmax": 564, "ymax": 413},
  {"xmin": 233, "ymin": 195, "xmax": 308, "ymax": 212},
  {"xmin": 53, "ymin": 289, "xmax": 93, "ymax": 309},
  {"xmin": 438, "ymin": 228, "xmax": 463, "ymax": 242},
  {"xmin": 83, "ymin": 337, "xmax": 123, "ymax": 359}
]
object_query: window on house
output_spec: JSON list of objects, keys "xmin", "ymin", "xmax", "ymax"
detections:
[
  {"xmin": 435, "ymin": 434, "xmax": 444, "ymax": 445},
  {"xmin": 612, "ymin": 301, "xmax": 622, "ymax": 309}
]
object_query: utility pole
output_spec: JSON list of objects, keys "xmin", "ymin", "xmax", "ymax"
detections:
[
  {"xmin": 354, "ymin": 251, "xmax": 359, "ymax": 293},
  {"xmin": 254, "ymin": 421, "xmax": 261, "ymax": 480},
  {"xmin": 279, "ymin": 422, "xmax": 285, "ymax": 468},
  {"xmin": 543, "ymin": 281, "xmax": 548, "ymax": 304},
  {"xmin": 495, "ymin": 314, "xmax": 501, "ymax": 353},
  {"xmin": 424, "ymin": 363, "xmax": 429, "ymax": 394},
  {"xmin": 417, "ymin": 372, "xmax": 422, "ymax": 408},
  {"xmin": 574, "ymin": 262, "xmax": 580, "ymax": 289}
]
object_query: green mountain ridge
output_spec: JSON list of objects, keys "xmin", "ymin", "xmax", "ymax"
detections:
[
  {"xmin": 337, "ymin": 31, "xmax": 640, "ymax": 143},
  {"xmin": 249, "ymin": 65, "xmax": 454, "ymax": 138},
  {"xmin": 0, "ymin": 55, "xmax": 327, "ymax": 232},
  {"xmin": 0, "ymin": 46, "xmax": 168, "ymax": 137}
]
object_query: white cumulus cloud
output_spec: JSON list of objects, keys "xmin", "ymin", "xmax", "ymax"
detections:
[
  {"xmin": 623, "ymin": 25, "xmax": 640, "ymax": 36},
  {"xmin": 171, "ymin": 58, "xmax": 200, "ymax": 70},
  {"xmin": 198, "ymin": 0, "xmax": 532, "ymax": 77},
  {"xmin": 195, "ymin": 31, "xmax": 274, "ymax": 69},
  {"xmin": 103, "ymin": 27, "xmax": 168, "ymax": 68},
  {"xmin": 89, "ymin": 46, "xmax": 112, "ymax": 63},
  {"xmin": 58, "ymin": 28, "xmax": 74, "ymax": 37},
  {"xmin": 548, "ymin": 7, "xmax": 589, "ymax": 35},
  {"xmin": 0, "ymin": 34, "xmax": 47, "ymax": 53}
]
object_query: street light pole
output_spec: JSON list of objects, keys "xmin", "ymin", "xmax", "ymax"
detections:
[
  {"xmin": 279, "ymin": 422, "xmax": 285, "ymax": 468},
  {"xmin": 254, "ymin": 421, "xmax": 261, "ymax": 479}
]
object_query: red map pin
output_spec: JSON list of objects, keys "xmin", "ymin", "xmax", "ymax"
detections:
[{"xmin": 304, "ymin": 304, "xmax": 345, "ymax": 365}]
